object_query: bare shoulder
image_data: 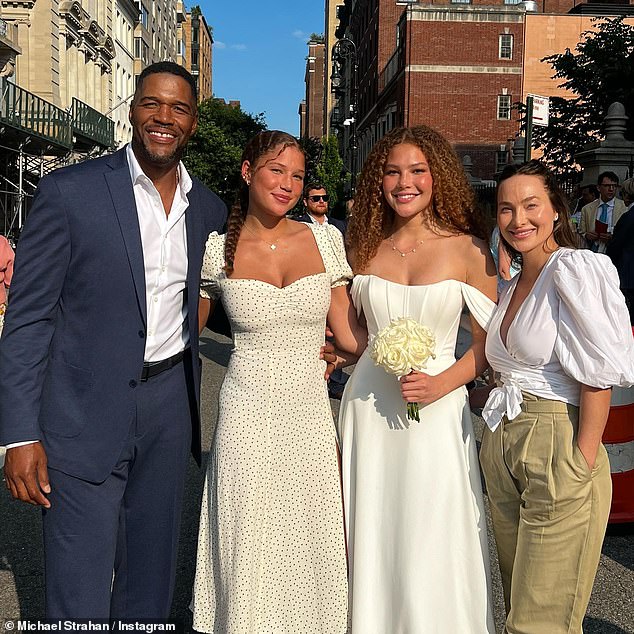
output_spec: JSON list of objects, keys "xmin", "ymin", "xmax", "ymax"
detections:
[{"xmin": 434, "ymin": 232, "xmax": 488, "ymax": 258}]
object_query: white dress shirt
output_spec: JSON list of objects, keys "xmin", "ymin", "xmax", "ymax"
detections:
[
  {"xmin": 482, "ymin": 248, "xmax": 634, "ymax": 431},
  {"xmin": 126, "ymin": 144, "xmax": 192, "ymax": 362},
  {"xmin": 307, "ymin": 212, "xmax": 328, "ymax": 225}
]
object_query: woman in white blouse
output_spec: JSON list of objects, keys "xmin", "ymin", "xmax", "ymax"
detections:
[{"xmin": 480, "ymin": 161, "xmax": 634, "ymax": 634}]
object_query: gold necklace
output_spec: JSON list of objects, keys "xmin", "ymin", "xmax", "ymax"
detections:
[
  {"xmin": 389, "ymin": 236, "xmax": 423, "ymax": 257},
  {"xmin": 243, "ymin": 222, "xmax": 284, "ymax": 251}
]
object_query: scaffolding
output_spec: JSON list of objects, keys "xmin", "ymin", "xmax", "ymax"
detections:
[{"xmin": 0, "ymin": 142, "xmax": 71, "ymax": 237}]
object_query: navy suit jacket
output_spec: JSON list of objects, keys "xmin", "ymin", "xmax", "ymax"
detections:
[
  {"xmin": 607, "ymin": 207, "xmax": 634, "ymax": 289},
  {"xmin": 0, "ymin": 148, "xmax": 226, "ymax": 482},
  {"xmin": 293, "ymin": 213, "xmax": 347, "ymax": 235}
]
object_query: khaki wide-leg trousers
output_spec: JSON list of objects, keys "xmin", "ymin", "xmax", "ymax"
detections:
[{"xmin": 480, "ymin": 392, "xmax": 611, "ymax": 634}]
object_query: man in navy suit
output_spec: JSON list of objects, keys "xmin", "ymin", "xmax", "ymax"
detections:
[
  {"xmin": 0, "ymin": 62, "xmax": 226, "ymax": 619},
  {"xmin": 293, "ymin": 182, "xmax": 347, "ymax": 235}
]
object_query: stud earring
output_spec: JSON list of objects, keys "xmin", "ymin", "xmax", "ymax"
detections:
[{"xmin": 554, "ymin": 214, "xmax": 559, "ymax": 221}]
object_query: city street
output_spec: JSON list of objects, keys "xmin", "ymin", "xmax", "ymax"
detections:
[{"xmin": 1, "ymin": 330, "xmax": 633, "ymax": 633}]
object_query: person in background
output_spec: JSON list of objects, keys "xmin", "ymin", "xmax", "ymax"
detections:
[
  {"xmin": 0, "ymin": 234, "xmax": 14, "ymax": 335},
  {"xmin": 580, "ymin": 171, "xmax": 626, "ymax": 252},
  {"xmin": 607, "ymin": 177, "xmax": 634, "ymax": 322},
  {"xmin": 294, "ymin": 182, "xmax": 347, "ymax": 234},
  {"xmin": 481, "ymin": 161, "xmax": 634, "ymax": 634},
  {"xmin": 571, "ymin": 183, "xmax": 598, "ymax": 238},
  {"xmin": 294, "ymin": 182, "xmax": 349, "ymax": 398}
]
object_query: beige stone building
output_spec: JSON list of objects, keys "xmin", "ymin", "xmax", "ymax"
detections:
[
  {"xmin": 2, "ymin": 1, "xmax": 115, "ymax": 114},
  {"xmin": 113, "ymin": 0, "xmax": 138, "ymax": 144},
  {"xmin": 134, "ymin": 0, "xmax": 181, "ymax": 80}
]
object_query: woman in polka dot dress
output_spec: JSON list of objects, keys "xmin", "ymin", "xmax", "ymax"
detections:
[{"xmin": 191, "ymin": 131, "xmax": 365, "ymax": 633}]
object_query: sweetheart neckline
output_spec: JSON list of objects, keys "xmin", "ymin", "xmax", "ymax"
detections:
[{"xmin": 222, "ymin": 271, "xmax": 328, "ymax": 290}]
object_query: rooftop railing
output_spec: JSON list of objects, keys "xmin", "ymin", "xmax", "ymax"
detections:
[
  {"xmin": 0, "ymin": 78, "xmax": 73, "ymax": 149},
  {"xmin": 71, "ymin": 97, "xmax": 115, "ymax": 149}
]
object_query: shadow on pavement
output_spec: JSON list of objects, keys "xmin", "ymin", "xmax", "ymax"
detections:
[{"xmin": 583, "ymin": 618, "xmax": 630, "ymax": 633}]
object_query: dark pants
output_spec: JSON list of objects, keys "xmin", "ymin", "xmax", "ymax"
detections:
[{"xmin": 42, "ymin": 359, "xmax": 194, "ymax": 619}]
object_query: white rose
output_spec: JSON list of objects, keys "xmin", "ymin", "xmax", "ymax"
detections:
[{"xmin": 370, "ymin": 317, "xmax": 436, "ymax": 377}]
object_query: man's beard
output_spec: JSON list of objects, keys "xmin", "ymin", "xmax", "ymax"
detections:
[{"xmin": 136, "ymin": 138, "xmax": 182, "ymax": 166}]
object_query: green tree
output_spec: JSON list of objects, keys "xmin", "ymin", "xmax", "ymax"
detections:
[
  {"xmin": 298, "ymin": 136, "xmax": 323, "ymax": 183},
  {"xmin": 527, "ymin": 17, "xmax": 634, "ymax": 177},
  {"xmin": 184, "ymin": 99, "xmax": 266, "ymax": 205},
  {"xmin": 316, "ymin": 135, "xmax": 345, "ymax": 206}
]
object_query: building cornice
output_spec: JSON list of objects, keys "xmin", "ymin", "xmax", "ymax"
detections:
[
  {"xmin": 409, "ymin": 4, "xmax": 526, "ymax": 23},
  {"xmin": 407, "ymin": 63, "xmax": 522, "ymax": 74}
]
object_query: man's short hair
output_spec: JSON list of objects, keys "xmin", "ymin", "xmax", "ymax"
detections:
[
  {"xmin": 134, "ymin": 61, "xmax": 198, "ymax": 106},
  {"xmin": 598, "ymin": 171, "xmax": 619, "ymax": 185},
  {"xmin": 303, "ymin": 182, "xmax": 327, "ymax": 198}
]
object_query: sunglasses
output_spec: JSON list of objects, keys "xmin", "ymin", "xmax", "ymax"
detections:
[{"xmin": 308, "ymin": 195, "xmax": 329, "ymax": 202}]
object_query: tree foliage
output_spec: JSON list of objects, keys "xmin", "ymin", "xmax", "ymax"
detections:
[
  {"xmin": 316, "ymin": 135, "xmax": 345, "ymax": 205},
  {"xmin": 184, "ymin": 99, "xmax": 267, "ymax": 206},
  {"xmin": 527, "ymin": 17, "xmax": 634, "ymax": 177}
]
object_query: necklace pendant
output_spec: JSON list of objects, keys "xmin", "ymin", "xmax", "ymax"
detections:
[
  {"xmin": 401, "ymin": 252, "xmax": 405, "ymax": 257},
  {"xmin": 270, "ymin": 244, "xmax": 277, "ymax": 250}
]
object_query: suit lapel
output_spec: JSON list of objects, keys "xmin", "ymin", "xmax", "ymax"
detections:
[
  {"xmin": 185, "ymin": 184, "xmax": 203, "ymax": 335},
  {"xmin": 105, "ymin": 150, "xmax": 147, "ymax": 325}
]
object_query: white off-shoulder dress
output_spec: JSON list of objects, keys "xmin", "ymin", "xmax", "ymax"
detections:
[
  {"xmin": 483, "ymin": 248, "xmax": 634, "ymax": 428},
  {"xmin": 337, "ymin": 276, "xmax": 496, "ymax": 633},
  {"xmin": 191, "ymin": 224, "xmax": 350, "ymax": 634}
]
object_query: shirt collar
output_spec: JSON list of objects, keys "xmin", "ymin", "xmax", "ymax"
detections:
[
  {"xmin": 307, "ymin": 212, "xmax": 328, "ymax": 225},
  {"xmin": 126, "ymin": 143, "xmax": 193, "ymax": 195}
]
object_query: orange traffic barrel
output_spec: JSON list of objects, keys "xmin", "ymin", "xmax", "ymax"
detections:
[{"xmin": 603, "ymin": 327, "xmax": 634, "ymax": 523}]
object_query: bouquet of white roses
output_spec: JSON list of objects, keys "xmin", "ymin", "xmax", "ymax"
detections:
[{"xmin": 369, "ymin": 317, "xmax": 436, "ymax": 421}]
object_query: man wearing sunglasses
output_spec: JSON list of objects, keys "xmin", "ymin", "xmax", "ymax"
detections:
[{"xmin": 294, "ymin": 183, "xmax": 347, "ymax": 235}]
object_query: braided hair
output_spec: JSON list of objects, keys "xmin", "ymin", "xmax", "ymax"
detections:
[{"xmin": 224, "ymin": 130, "xmax": 303, "ymax": 273}]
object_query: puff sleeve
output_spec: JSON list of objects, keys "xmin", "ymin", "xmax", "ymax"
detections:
[
  {"xmin": 199, "ymin": 232, "xmax": 224, "ymax": 300},
  {"xmin": 318, "ymin": 224, "xmax": 353, "ymax": 288},
  {"xmin": 554, "ymin": 249, "xmax": 634, "ymax": 388}
]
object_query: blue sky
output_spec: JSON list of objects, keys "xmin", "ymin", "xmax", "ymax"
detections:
[{"xmin": 197, "ymin": 1, "xmax": 325, "ymax": 135}]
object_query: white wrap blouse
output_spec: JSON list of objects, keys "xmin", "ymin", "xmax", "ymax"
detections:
[{"xmin": 483, "ymin": 248, "xmax": 634, "ymax": 430}]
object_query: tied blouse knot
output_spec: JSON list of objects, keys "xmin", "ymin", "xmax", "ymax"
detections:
[{"xmin": 483, "ymin": 248, "xmax": 634, "ymax": 431}]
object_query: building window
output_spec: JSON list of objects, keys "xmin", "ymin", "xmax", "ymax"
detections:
[
  {"xmin": 451, "ymin": 0, "xmax": 471, "ymax": 4},
  {"xmin": 138, "ymin": 2, "xmax": 149, "ymax": 28},
  {"xmin": 504, "ymin": 0, "xmax": 523, "ymax": 4},
  {"xmin": 499, "ymin": 34, "xmax": 513, "ymax": 60},
  {"xmin": 134, "ymin": 37, "xmax": 149, "ymax": 64},
  {"xmin": 497, "ymin": 95, "xmax": 512, "ymax": 120},
  {"xmin": 496, "ymin": 149, "xmax": 509, "ymax": 173}
]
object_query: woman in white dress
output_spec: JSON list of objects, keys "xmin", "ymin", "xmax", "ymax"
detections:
[
  {"xmin": 336, "ymin": 125, "xmax": 497, "ymax": 632},
  {"xmin": 192, "ymin": 131, "xmax": 365, "ymax": 633},
  {"xmin": 480, "ymin": 161, "xmax": 634, "ymax": 633}
]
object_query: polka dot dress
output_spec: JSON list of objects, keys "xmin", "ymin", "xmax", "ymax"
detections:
[{"xmin": 192, "ymin": 224, "xmax": 351, "ymax": 633}]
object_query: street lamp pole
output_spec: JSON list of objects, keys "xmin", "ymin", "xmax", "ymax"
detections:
[{"xmin": 331, "ymin": 37, "xmax": 358, "ymax": 195}]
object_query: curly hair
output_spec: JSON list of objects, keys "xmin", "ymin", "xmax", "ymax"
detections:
[
  {"xmin": 497, "ymin": 160, "xmax": 578, "ymax": 267},
  {"xmin": 224, "ymin": 130, "xmax": 303, "ymax": 273},
  {"xmin": 347, "ymin": 125, "xmax": 486, "ymax": 273}
]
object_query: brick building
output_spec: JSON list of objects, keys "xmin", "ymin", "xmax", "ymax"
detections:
[
  {"xmin": 331, "ymin": 0, "xmax": 620, "ymax": 180},
  {"xmin": 180, "ymin": 4, "xmax": 213, "ymax": 102},
  {"xmin": 301, "ymin": 37, "xmax": 326, "ymax": 138}
]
